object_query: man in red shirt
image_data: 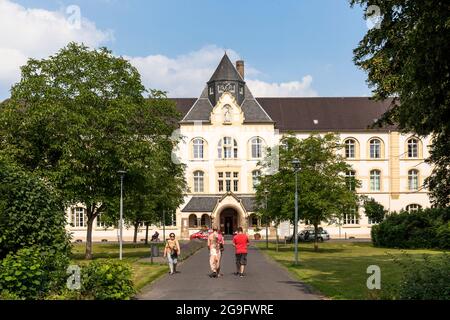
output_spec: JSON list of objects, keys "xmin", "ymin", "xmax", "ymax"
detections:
[{"xmin": 232, "ymin": 227, "xmax": 249, "ymax": 277}]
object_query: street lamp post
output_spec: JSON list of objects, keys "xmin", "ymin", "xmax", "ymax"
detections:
[
  {"xmin": 117, "ymin": 170, "xmax": 127, "ymax": 261},
  {"xmin": 162, "ymin": 209, "xmax": 166, "ymax": 242},
  {"xmin": 264, "ymin": 189, "xmax": 269, "ymax": 249},
  {"xmin": 292, "ymin": 159, "xmax": 301, "ymax": 265}
]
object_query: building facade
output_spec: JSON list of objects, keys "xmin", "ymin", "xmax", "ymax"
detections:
[{"xmin": 67, "ymin": 54, "xmax": 432, "ymax": 241}]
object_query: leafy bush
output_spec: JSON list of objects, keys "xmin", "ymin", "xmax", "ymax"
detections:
[
  {"xmin": 389, "ymin": 252, "xmax": 450, "ymax": 300},
  {"xmin": 0, "ymin": 159, "xmax": 71, "ymax": 259},
  {"xmin": 81, "ymin": 260, "xmax": 135, "ymax": 300},
  {"xmin": 371, "ymin": 208, "xmax": 450, "ymax": 249},
  {"xmin": 0, "ymin": 247, "xmax": 69, "ymax": 299}
]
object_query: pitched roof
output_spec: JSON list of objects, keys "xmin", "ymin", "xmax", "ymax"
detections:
[
  {"xmin": 208, "ymin": 54, "xmax": 244, "ymax": 83},
  {"xmin": 172, "ymin": 97, "xmax": 395, "ymax": 131},
  {"xmin": 181, "ymin": 196, "xmax": 257, "ymax": 212}
]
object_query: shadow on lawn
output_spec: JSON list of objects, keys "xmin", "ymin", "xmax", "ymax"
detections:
[
  {"xmin": 271, "ymin": 251, "xmax": 446, "ymax": 300},
  {"xmin": 260, "ymin": 245, "xmax": 346, "ymax": 254},
  {"xmin": 70, "ymin": 243, "xmax": 165, "ymax": 261}
]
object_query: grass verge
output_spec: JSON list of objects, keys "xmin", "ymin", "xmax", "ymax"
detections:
[{"xmin": 256, "ymin": 241, "xmax": 447, "ymax": 299}]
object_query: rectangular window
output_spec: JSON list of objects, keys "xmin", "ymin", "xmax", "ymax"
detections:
[
  {"xmin": 344, "ymin": 213, "xmax": 359, "ymax": 225},
  {"xmin": 218, "ymin": 172, "xmax": 239, "ymax": 193},
  {"xmin": 96, "ymin": 214, "xmax": 106, "ymax": 228},
  {"xmin": 73, "ymin": 208, "xmax": 86, "ymax": 227}
]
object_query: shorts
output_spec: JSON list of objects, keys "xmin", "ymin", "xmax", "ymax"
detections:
[{"xmin": 235, "ymin": 253, "xmax": 247, "ymax": 266}]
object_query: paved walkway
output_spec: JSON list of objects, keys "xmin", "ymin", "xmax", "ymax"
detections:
[{"xmin": 137, "ymin": 243, "xmax": 322, "ymax": 300}]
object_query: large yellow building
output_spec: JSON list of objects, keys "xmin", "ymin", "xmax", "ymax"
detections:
[{"xmin": 67, "ymin": 54, "xmax": 432, "ymax": 241}]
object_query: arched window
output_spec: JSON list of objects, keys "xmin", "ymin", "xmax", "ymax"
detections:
[
  {"xmin": 369, "ymin": 139, "xmax": 382, "ymax": 159},
  {"xmin": 406, "ymin": 204, "xmax": 422, "ymax": 212},
  {"xmin": 345, "ymin": 170, "xmax": 356, "ymax": 191},
  {"xmin": 408, "ymin": 169, "xmax": 419, "ymax": 191},
  {"xmin": 201, "ymin": 214, "xmax": 211, "ymax": 228},
  {"xmin": 218, "ymin": 137, "xmax": 238, "ymax": 159},
  {"xmin": 193, "ymin": 138, "xmax": 204, "ymax": 159},
  {"xmin": 370, "ymin": 170, "xmax": 381, "ymax": 191},
  {"xmin": 249, "ymin": 214, "xmax": 259, "ymax": 227},
  {"xmin": 188, "ymin": 214, "xmax": 198, "ymax": 228},
  {"xmin": 344, "ymin": 139, "xmax": 356, "ymax": 159},
  {"xmin": 252, "ymin": 170, "xmax": 261, "ymax": 190},
  {"xmin": 194, "ymin": 171, "xmax": 204, "ymax": 193},
  {"xmin": 407, "ymin": 138, "xmax": 419, "ymax": 158},
  {"xmin": 251, "ymin": 137, "xmax": 263, "ymax": 159}
]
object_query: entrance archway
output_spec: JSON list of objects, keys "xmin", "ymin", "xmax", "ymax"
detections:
[{"xmin": 219, "ymin": 208, "xmax": 239, "ymax": 235}]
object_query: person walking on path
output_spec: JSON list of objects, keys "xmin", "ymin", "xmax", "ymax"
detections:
[
  {"xmin": 232, "ymin": 227, "xmax": 249, "ymax": 278},
  {"xmin": 207, "ymin": 227, "xmax": 222, "ymax": 278},
  {"xmin": 216, "ymin": 230, "xmax": 225, "ymax": 277},
  {"xmin": 164, "ymin": 233, "xmax": 181, "ymax": 275}
]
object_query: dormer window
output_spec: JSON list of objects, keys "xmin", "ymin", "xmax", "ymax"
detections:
[
  {"xmin": 209, "ymin": 86, "xmax": 214, "ymax": 95},
  {"xmin": 239, "ymin": 86, "xmax": 244, "ymax": 95}
]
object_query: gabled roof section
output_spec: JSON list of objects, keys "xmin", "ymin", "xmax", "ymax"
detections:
[
  {"xmin": 241, "ymin": 84, "xmax": 274, "ymax": 123},
  {"xmin": 181, "ymin": 86, "xmax": 213, "ymax": 123},
  {"xmin": 181, "ymin": 195, "xmax": 258, "ymax": 213},
  {"xmin": 208, "ymin": 53, "xmax": 244, "ymax": 83}
]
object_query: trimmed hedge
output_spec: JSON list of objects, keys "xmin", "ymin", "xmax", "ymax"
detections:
[
  {"xmin": 371, "ymin": 208, "xmax": 450, "ymax": 249},
  {"xmin": 179, "ymin": 239, "xmax": 207, "ymax": 260}
]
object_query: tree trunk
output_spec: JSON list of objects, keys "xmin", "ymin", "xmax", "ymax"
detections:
[
  {"xmin": 314, "ymin": 223, "xmax": 319, "ymax": 252},
  {"xmin": 85, "ymin": 217, "xmax": 94, "ymax": 260},
  {"xmin": 133, "ymin": 222, "xmax": 139, "ymax": 244},
  {"xmin": 275, "ymin": 222, "xmax": 279, "ymax": 252},
  {"xmin": 145, "ymin": 224, "xmax": 149, "ymax": 245}
]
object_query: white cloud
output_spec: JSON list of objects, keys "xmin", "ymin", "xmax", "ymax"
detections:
[
  {"xmin": 0, "ymin": 0, "xmax": 112, "ymax": 92},
  {"xmin": 0, "ymin": 1, "xmax": 317, "ymax": 99},
  {"xmin": 128, "ymin": 46, "xmax": 318, "ymax": 97},
  {"xmin": 247, "ymin": 76, "xmax": 318, "ymax": 97}
]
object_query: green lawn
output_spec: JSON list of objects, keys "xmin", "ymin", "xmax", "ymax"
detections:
[
  {"xmin": 256, "ymin": 241, "xmax": 447, "ymax": 300},
  {"xmin": 71, "ymin": 243, "xmax": 168, "ymax": 291}
]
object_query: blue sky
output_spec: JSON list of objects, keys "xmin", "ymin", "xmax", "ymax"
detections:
[{"xmin": 1, "ymin": 0, "xmax": 372, "ymax": 99}]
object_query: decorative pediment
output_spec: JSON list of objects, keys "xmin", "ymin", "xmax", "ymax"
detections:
[{"xmin": 210, "ymin": 92, "xmax": 245, "ymax": 126}]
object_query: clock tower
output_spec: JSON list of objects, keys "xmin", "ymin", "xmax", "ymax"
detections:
[{"xmin": 207, "ymin": 53, "xmax": 246, "ymax": 107}]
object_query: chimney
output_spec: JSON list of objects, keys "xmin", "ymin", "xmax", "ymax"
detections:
[{"xmin": 236, "ymin": 60, "xmax": 245, "ymax": 79}]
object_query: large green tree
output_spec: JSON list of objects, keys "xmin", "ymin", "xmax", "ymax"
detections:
[
  {"xmin": 0, "ymin": 43, "xmax": 184, "ymax": 259},
  {"xmin": 256, "ymin": 134, "xmax": 360, "ymax": 251},
  {"xmin": 351, "ymin": 0, "xmax": 450, "ymax": 206},
  {"xmin": 123, "ymin": 142, "xmax": 186, "ymax": 244}
]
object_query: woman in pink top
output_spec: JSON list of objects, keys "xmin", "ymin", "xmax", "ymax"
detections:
[{"xmin": 207, "ymin": 227, "xmax": 224, "ymax": 278}]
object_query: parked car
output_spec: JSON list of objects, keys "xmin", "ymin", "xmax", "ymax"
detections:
[
  {"xmin": 189, "ymin": 229, "xmax": 212, "ymax": 240},
  {"xmin": 286, "ymin": 229, "xmax": 330, "ymax": 243}
]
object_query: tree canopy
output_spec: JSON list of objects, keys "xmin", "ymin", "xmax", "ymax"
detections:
[
  {"xmin": 255, "ymin": 134, "xmax": 360, "ymax": 250},
  {"xmin": 351, "ymin": 0, "xmax": 450, "ymax": 207},
  {"xmin": 0, "ymin": 43, "xmax": 186, "ymax": 259}
]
